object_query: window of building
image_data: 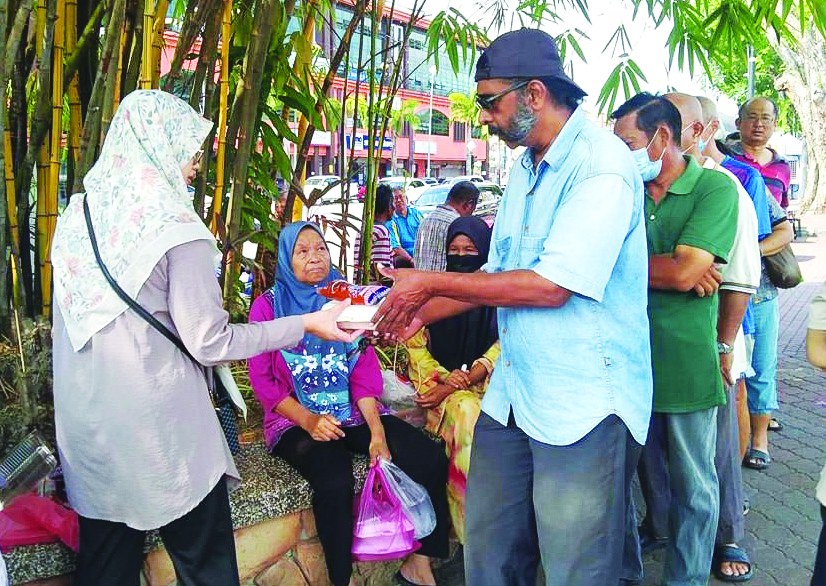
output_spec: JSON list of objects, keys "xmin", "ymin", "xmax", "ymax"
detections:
[
  {"xmin": 453, "ymin": 122, "xmax": 466, "ymax": 142},
  {"xmin": 418, "ymin": 109, "xmax": 449, "ymax": 136}
]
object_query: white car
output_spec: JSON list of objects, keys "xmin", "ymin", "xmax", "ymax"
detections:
[
  {"xmin": 378, "ymin": 176, "xmax": 427, "ymax": 193},
  {"xmin": 444, "ymin": 175, "xmax": 485, "ymax": 185},
  {"xmin": 304, "ymin": 175, "xmax": 359, "ymax": 205}
]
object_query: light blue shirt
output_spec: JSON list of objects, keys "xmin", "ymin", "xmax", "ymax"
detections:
[{"xmin": 481, "ymin": 107, "xmax": 652, "ymax": 446}]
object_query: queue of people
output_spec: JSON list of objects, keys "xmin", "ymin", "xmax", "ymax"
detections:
[{"xmin": 49, "ymin": 25, "xmax": 808, "ymax": 586}]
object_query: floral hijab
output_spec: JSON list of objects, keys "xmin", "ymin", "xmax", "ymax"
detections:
[{"xmin": 51, "ymin": 90, "xmax": 215, "ymax": 351}]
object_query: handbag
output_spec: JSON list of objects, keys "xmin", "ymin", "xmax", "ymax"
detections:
[
  {"xmin": 352, "ymin": 462, "xmax": 420, "ymax": 561},
  {"xmin": 763, "ymin": 244, "xmax": 803, "ymax": 289},
  {"xmin": 83, "ymin": 196, "xmax": 242, "ymax": 454}
]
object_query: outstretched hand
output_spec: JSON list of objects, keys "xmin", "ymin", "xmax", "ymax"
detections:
[
  {"xmin": 373, "ymin": 265, "xmax": 432, "ymax": 339},
  {"xmin": 302, "ymin": 299, "xmax": 364, "ymax": 342}
]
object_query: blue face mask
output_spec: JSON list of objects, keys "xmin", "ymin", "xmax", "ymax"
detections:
[{"xmin": 632, "ymin": 129, "xmax": 664, "ymax": 182}]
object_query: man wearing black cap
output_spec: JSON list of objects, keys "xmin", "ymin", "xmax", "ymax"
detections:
[{"xmin": 375, "ymin": 29, "xmax": 652, "ymax": 586}]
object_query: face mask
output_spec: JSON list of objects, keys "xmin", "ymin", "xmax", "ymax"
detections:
[
  {"xmin": 697, "ymin": 123, "xmax": 713, "ymax": 153},
  {"xmin": 446, "ymin": 254, "xmax": 483, "ymax": 273},
  {"xmin": 631, "ymin": 128, "xmax": 664, "ymax": 182}
]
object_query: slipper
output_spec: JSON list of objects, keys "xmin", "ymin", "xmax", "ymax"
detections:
[
  {"xmin": 712, "ymin": 544, "xmax": 754, "ymax": 582},
  {"xmin": 743, "ymin": 448, "xmax": 771, "ymax": 470},
  {"xmin": 768, "ymin": 418, "xmax": 784, "ymax": 432},
  {"xmin": 395, "ymin": 570, "xmax": 437, "ymax": 586}
]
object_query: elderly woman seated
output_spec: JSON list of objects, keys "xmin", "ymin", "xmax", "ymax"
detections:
[
  {"xmin": 248, "ymin": 222, "xmax": 449, "ymax": 586},
  {"xmin": 406, "ymin": 216, "xmax": 500, "ymax": 544}
]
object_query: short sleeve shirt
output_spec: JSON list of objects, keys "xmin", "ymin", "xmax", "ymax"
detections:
[
  {"xmin": 755, "ymin": 196, "xmax": 790, "ymax": 303},
  {"xmin": 386, "ymin": 207, "xmax": 423, "ymax": 257},
  {"xmin": 646, "ymin": 156, "xmax": 738, "ymax": 413},
  {"xmin": 721, "ymin": 155, "xmax": 771, "ymax": 240},
  {"xmin": 481, "ymin": 107, "xmax": 653, "ymax": 446}
]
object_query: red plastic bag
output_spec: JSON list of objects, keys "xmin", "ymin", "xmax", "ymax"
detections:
[
  {"xmin": 352, "ymin": 462, "xmax": 420, "ymax": 561},
  {"xmin": 0, "ymin": 494, "xmax": 79, "ymax": 553}
]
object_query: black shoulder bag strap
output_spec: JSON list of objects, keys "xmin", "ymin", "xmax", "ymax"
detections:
[
  {"xmin": 82, "ymin": 196, "xmax": 196, "ymax": 363},
  {"xmin": 83, "ymin": 196, "xmax": 242, "ymax": 454}
]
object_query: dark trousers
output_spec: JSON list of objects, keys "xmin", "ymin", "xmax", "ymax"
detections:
[
  {"xmin": 73, "ymin": 478, "xmax": 239, "ymax": 586},
  {"xmin": 464, "ymin": 412, "xmax": 641, "ymax": 586},
  {"xmin": 812, "ymin": 506, "xmax": 826, "ymax": 586},
  {"xmin": 638, "ymin": 384, "xmax": 744, "ymax": 545},
  {"xmin": 273, "ymin": 415, "xmax": 450, "ymax": 586}
]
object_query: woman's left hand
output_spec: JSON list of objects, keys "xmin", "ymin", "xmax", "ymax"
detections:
[
  {"xmin": 369, "ymin": 434, "xmax": 391, "ymax": 466},
  {"xmin": 414, "ymin": 383, "xmax": 455, "ymax": 409}
]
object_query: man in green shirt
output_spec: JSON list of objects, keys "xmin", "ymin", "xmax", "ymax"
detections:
[{"xmin": 613, "ymin": 93, "xmax": 738, "ymax": 586}]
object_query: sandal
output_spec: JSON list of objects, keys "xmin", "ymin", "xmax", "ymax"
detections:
[
  {"xmin": 712, "ymin": 544, "xmax": 754, "ymax": 582},
  {"xmin": 768, "ymin": 418, "xmax": 784, "ymax": 432},
  {"xmin": 743, "ymin": 448, "xmax": 771, "ymax": 470}
]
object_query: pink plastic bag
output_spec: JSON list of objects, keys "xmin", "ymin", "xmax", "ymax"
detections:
[
  {"xmin": 0, "ymin": 494, "xmax": 79, "ymax": 553},
  {"xmin": 352, "ymin": 462, "xmax": 420, "ymax": 561}
]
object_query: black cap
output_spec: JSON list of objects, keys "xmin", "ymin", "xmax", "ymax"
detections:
[{"xmin": 474, "ymin": 28, "xmax": 586, "ymax": 96}]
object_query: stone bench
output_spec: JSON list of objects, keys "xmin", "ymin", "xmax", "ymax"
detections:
[{"xmin": 4, "ymin": 442, "xmax": 402, "ymax": 586}]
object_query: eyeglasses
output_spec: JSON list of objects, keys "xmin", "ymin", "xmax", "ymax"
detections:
[
  {"xmin": 475, "ymin": 80, "xmax": 531, "ymax": 111},
  {"xmin": 744, "ymin": 115, "xmax": 775, "ymax": 125}
]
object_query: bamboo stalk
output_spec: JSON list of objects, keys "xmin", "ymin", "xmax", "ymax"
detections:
[
  {"xmin": 140, "ymin": 0, "xmax": 153, "ymax": 88},
  {"xmin": 42, "ymin": 0, "xmax": 66, "ymax": 317},
  {"xmin": 114, "ymin": 24, "xmax": 126, "ymax": 104},
  {"xmin": 211, "ymin": 0, "xmax": 231, "ymax": 233},
  {"xmin": 35, "ymin": 0, "xmax": 51, "ymax": 316},
  {"xmin": 3, "ymin": 133, "xmax": 15, "ymax": 253},
  {"xmin": 151, "ymin": 0, "xmax": 169, "ymax": 88},
  {"xmin": 65, "ymin": 0, "xmax": 81, "ymax": 192}
]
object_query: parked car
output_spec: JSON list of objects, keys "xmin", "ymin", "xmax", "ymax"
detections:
[
  {"xmin": 444, "ymin": 175, "xmax": 485, "ymax": 185},
  {"xmin": 422, "ymin": 177, "xmax": 440, "ymax": 186},
  {"xmin": 411, "ymin": 185, "xmax": 451, "ymax": 216},
  {"xmin": 474, "ymin": 182, "xmax": 504, "ymax": 223},
  {"xmin": 378, "ymin": 176, "xmax": 427, "ymax": 192},
  {"xmin": 303, "ymin": 175, "xmax": 359, "ymax": 205}
]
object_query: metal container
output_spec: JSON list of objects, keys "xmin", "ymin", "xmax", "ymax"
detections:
[{"xmin": 0, "ymin": 430, "xmax": 58, "ymax": 510}]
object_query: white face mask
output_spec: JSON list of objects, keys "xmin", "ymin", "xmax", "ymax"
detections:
[
  {"xmin": 632, "ymin": 128, "xmax": 665, "ymax": 182},
  {"xmin": 679, "ymin": 123, "xmax": 697, "ymax": 155}
]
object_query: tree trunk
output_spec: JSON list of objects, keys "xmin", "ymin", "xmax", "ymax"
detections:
[{"xmin": 775, "ymin": 25, "xmax": 826, "ymax": 213}]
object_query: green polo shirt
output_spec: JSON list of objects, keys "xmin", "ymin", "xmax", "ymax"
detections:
[{"xmin": 647, "ymin": 156, "xmax": 739, "ymax": 413}]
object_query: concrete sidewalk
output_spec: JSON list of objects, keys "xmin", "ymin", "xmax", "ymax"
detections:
[{"xmin": 435, "ymin": 213, "xmax": 826, "ymax": 586}]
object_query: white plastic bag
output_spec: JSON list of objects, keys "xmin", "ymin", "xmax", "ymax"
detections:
[
  {"xmin": 380, "ymin": 370, "xmax": 417, "ymax": 411},
  {"xmin": 379, "ymin": 459, "xmax": 436, "ymax": 540},
  {"xmin": 0, "ymin": 552, "xmax": 8, "ymax": 586}
]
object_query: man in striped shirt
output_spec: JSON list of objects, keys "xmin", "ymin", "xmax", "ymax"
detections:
[
  {"xmin": 354, "ymin": 183, "xmax": 394, "ymax": 283},
  {"xmin": 413, "ymin": 181, "xmax": 480, "ymax": 271}
]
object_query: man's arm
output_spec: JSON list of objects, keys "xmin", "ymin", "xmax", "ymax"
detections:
[
  {"xmin": 807, "ymin": 329, "xmax": 826, "ymax": 371},
  {"xmin": 375, "ymin": 267, "xmax": 571, "ymax": 336},
  {"xmin": 717, "ymin": 290, "xmax": 751, "ymax": 385},
  {"xmin": 648, "ymin": 245, "xmax": 716, "ymax": 292},
  {"xmin": 759, "ymin": 220, "xmax": 793, "ymax": 256}
]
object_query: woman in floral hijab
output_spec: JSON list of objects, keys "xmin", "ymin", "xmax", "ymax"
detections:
[{"xmin": 50, "ymin": 90, "xmax": 357, "ymax": 586}]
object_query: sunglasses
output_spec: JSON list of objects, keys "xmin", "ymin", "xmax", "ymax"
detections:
[{"xmin": 475, "ymin": 80, "xmax": 530, "ymax": 111}]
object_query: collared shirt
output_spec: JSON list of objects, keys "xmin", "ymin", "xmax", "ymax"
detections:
[
  {"xmin": 721, "ymin": 155, "xmax": 772, "ymax": 240},
  {"xmin": 703, "ymin": 158, "xmax": 761, "ymax": 379},
  {"xmin": 386, "ymin": 207, "xmax": 423, "ymax": 257},
  {"xmin": 481, "ymin": 106, "xmax": 652, "ymax": 447},
  {"xmin": 354, "ymin": 223, "xmax": 392, "ymax": 282},
  {"xmin": 646, "ymin": 156, "xmax": 738, "ymax": 413},
  {"xmin": 725, "ymin": 140, "xmax": 791, "ymax": 208},
  {"xmin": 413, "ymin": 204, "xmax": 460, "ymax": 271}
]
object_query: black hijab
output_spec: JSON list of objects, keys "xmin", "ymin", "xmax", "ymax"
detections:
[{"xmin": 428, "ymin": 217, "xmax": 499, "ymax": 372}]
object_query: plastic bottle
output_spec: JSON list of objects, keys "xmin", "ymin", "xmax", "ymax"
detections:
[
  {"xmin": 0, "ymin": 431, "xmax": 58, "ymax": 510},
  {"xmin": 317, "ymin": 280, "xmax": 389, "ymax": 305}
]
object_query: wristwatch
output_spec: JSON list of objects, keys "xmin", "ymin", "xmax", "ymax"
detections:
[{"xmin": 717, "ymin": 341, "xmax": 734, "ymax": 355}]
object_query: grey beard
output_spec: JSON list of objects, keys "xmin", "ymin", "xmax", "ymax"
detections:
[{"xmin": 490, "ymin": 99, "xmax": 536, "ymax": 144}]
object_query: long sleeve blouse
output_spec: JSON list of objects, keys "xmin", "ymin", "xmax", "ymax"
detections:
[
  {"xmin": 53, "ymin": 240, "xmax": 306, "ymax": 530},
  {"xmin": 248, "ymin": 291, "xmax": 386, "ymax": 449}
]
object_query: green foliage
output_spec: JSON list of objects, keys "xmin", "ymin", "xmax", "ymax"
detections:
[{"xmin": 706, "ymin": 42, "xmax": 801, "ymax": 133}]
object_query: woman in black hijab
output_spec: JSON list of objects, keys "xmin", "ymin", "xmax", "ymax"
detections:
[{"xmin": 405, "ymin": 216, "xmax": 499, "ymax": 543}]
